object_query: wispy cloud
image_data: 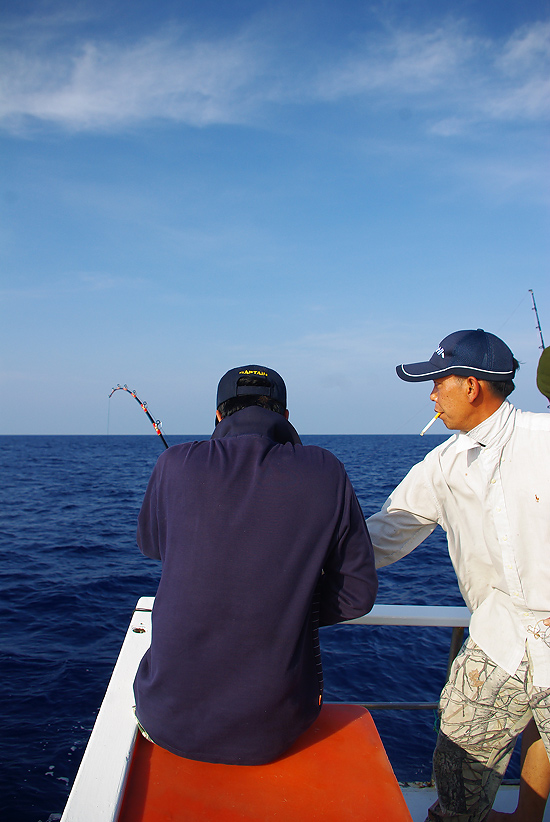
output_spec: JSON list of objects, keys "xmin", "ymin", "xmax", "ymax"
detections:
[
  {"xmin": 0, "ymin": 12, "xmax": 549, "ymax": 134},
  {"xmin": 483, "ymin": 23, "xmax": 550, "ymax": 121},
  {"xmin": 0, "ymin": 272, "xmax": 151, "ymax": 299},
  {"xmin": 316, "ymin": 25, "xmax": 476, "ymax": 98},
  {"xmin": 319, "ymin": 20, "xmax": 550, "ymax": 132},
  {"xmin": 0, "ymin": 24, "xmax": 264, "ymax": 131}
]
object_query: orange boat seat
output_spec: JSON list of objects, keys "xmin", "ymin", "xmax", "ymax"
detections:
[{"xmin": 118, "ymin": 703, "xmax": 412, "ymax": 821}]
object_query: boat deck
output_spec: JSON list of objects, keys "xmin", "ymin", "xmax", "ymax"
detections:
[
  {"xmin": 61, "ymin": 598, "xmax": 549, "ymax": 821},
  {"xmin": 118, "ymin": 704, "xmax": 411, "ymax": 821}
]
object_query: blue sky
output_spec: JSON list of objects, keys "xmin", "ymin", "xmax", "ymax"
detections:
[{"xmin": 1, "ymin": 0, "xmax": 549, "ymax": 435}]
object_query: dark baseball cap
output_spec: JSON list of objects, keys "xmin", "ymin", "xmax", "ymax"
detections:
[
  {"xmin": 216, "ymin": 365, "xmax": 287, "ymax": 408},
  {"xmin": 396, "ymin": 329, "xmax": 517, "ymax": 382}
]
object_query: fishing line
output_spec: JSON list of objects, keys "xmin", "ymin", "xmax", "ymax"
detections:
[
  {"xmin": 496, "ymin": 291, "xmax": 529, "ymax": 335},
  {"xmin": 108, "ymin": 385, "xmax": 169, "ymax": 449}
]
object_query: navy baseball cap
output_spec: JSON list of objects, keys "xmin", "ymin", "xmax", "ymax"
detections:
[
  {"xmin": 217, "ymin": 365, "xmax": 287, "ymax": 407},
  {"xmin": 396, "ymin": 329, "xmax": 516, "ymax": 382}
]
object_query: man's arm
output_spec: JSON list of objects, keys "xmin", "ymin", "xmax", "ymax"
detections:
[
  {"xmin": 319, "ymin": 475, "xmax": 378, "ymax": 626},
  {"xmin": 366, "ymin": 459, "xmax": 440, "ymax": 569},
  {"xmin": 136, "ymin": 467, "xmax": 161, "ymax": 560}
]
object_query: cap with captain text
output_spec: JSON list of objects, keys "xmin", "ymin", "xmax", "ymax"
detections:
[
  {"xmin": 396, "ymin": 329, "xmax": 516, "ymax": 382},
  {"xmin": 217, "ymin": 365, "xmax": 287, "ymax": 408}
]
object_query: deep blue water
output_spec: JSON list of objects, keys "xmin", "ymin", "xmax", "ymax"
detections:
[{"xmin": 0, "ymin": 434, "xmax": 520, "ymax": 822}]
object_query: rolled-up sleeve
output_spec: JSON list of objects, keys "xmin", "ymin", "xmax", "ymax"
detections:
[{"xmin": 366, "ymin": 460, "xmax": 439, "ymax": 569}]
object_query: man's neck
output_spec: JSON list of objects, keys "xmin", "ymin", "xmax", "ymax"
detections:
[{"xmin": 466, "ymin": 399, "xmax": 504, "ymax": 431}]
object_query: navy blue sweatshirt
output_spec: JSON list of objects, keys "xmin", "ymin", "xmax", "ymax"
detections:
[{"xmin": 134, "ymin": 406, "xmax": 377, "ymax": 764}]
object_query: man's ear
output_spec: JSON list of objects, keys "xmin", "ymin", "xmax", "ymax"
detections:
[
  {"xmin": 465, "ymin": 377, "xmax": 481, "ymax": 404},
  {"xmin": 284, "ymin": 409, "xmax": 289, "ymax": 420},
  {"xmin": 216, "ymin": 409, "xmax": 223, "ymax": 422}
]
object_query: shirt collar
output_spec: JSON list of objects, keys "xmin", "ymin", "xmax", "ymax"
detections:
[
  {"xmin": 464, "ymin": 400, "xmax": 515, "ymax": 449},
  {"xmin": 446, "ymin": 401, "xmax": 515, "ymax": 454},
  {"xmin": 453, "ymin": 433, "xmax": 481, "ymax": 453}
]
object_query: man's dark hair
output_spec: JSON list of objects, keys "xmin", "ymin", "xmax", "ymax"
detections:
[
  {"xmin": 454, "ymin": 358, "xmax": 520, "ymax": 400},
  {"xmin": 485, "ymin": 358, "xmax": 520, "ymax": 399},
  {"xmin": 217, "ymin": 376, "xmax": 286, "ymax": 419}
]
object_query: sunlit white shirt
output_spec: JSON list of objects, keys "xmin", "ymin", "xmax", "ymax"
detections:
[{"xmin": 366, "ymin": 400, "xmax": 550, "ymax": 687}]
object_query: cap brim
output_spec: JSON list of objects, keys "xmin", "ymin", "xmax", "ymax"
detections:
[
  {"xmin": 396, "ymin": 363, "xmax": 515, "ymax": 382},
  {"xmin": 396, "ymin": 362, "xmax": 450, "ymax": 382}
]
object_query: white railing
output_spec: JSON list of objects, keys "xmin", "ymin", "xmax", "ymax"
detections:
[
  {"xmin": 342, "ymin": 604, "xmax": 471, "ymax": 711},
  {"xmin": 348, "ymin": 604, "xmax": 470, "ymax": 628},
  {"xmin": 60, "ymin": 599, "xmax": 153, "ymax": 822}
]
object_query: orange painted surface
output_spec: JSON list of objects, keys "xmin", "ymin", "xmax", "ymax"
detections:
[{"xmin": 118, "ymin": 704, "xmax": 412, "ymax": 821}]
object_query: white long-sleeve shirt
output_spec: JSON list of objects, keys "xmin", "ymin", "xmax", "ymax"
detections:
[{"xmin": 367, "ymin": 400, "xmax": 550, "ymax": 687}]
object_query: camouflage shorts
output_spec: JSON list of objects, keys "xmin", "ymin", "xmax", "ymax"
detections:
[{"xmin": 430, "ymin": 637, "xmax": 550, "ymax": 822}]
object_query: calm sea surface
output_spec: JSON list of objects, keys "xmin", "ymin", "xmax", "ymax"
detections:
[{"xmin": 0, "ymin": 434, "xmax": 520, "ymax": 822}]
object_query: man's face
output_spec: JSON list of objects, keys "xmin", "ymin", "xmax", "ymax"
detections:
[{"xmin": 429, "ymin": 375, "xmax": 473, "ymax": 431}]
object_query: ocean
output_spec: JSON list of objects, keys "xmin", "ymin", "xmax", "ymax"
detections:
[{"xmin": 0, "ymin": 434, "xmax": 520, "ymax": 822}]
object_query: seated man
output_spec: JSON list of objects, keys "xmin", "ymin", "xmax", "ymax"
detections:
[{"xmin": 134, "ymin": 364, "xmax": 377, "ymax": 765}]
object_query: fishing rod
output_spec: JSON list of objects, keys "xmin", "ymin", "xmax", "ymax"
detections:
[
  {"xmin": 529, "ymin": 289, "xmax": 549, "ymax": 410},
  {"xmin": 108, "ymin": 385, "xmax": 169, "ymax": 449},
  {"xmin": 529, "ymin": 288, "xmax": 545, "ymax": 350}
]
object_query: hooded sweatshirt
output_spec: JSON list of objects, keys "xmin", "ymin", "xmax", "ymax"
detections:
[{"xmin": 134, "ymin": 406, "xmax": 377, "ymax": 764}]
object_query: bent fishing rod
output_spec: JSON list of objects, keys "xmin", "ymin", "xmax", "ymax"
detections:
[{"xmin": 108, "ymin": 385, "xmax": 169, "ymax": 449}]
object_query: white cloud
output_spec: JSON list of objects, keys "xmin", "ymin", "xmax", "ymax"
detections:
[
  {"xmin": 483, "ymin": 76, "xmax": 550, "ymax": 121},
  {"xmin": 320, "ymin": 20, "xmax": 550, "ymax": 131},
  {"xmin": 498, "ymin": 21, "xmax": 550, "ymax": 73},
  {"xmin": 0, "ymin": 26, "xmax": 263, "ymax": 131},
  {"xmin": 478, "ymin": 22, "xmax": 550, "ymax": 122},
  {"xmin": 0, "ymin": 13, "xmax": 549, "ymax": 134},
  {"xmin": 77, "ymin": 272, "xmax": 150, "ymax": 290},
  {"xmin": 316, "ymin": 25, "xmax": 476, "ymax": 99},
  {"xmin": 0, "ymin": 272, "xmax": 150, "ymax": 299}
]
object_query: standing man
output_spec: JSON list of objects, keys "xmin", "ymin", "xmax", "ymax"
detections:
[
  {"xmin": 134, "ymin": 364, "xmax": 377, "ymax": 766},
  {"xmin": 366, "ymin": 330, "xmax": 550, "ymax": 822}
]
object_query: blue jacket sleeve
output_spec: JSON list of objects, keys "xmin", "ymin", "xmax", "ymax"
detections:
[
  {"xmin": 319, "ymin": 474, "xmax": 378, "ymax": 626},
  {"xmin": 136, "ymin": 465, "xmax": 161, "ymax": 560}
]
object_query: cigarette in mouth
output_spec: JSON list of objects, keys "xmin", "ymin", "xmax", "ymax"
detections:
[{"xmin": 420, "ymin": 412, "xmax": 442, "ymax": 436}]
